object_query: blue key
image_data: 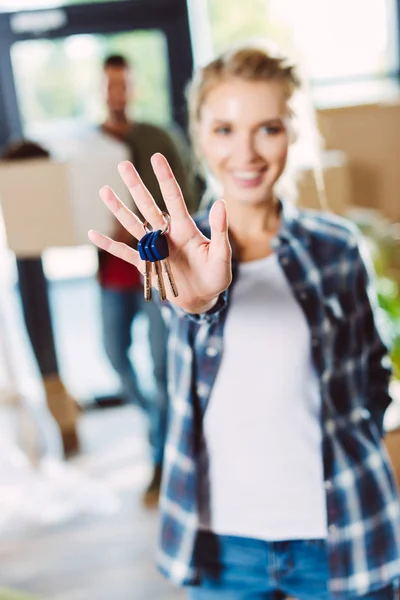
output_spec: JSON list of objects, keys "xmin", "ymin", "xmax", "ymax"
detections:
[
  {"xmin": 138, "ymin": 232, "xmax": 153, "ymax": 301},
  {"xmin": 150, "ymin": 230, "xmax": 178, "ymax": 298},
  {"xmin": 145, "ymin": 230, "xmax": 166, "ymax": 300},
  {"xmin": 138, "ymin": 232, "xmax": 153, "ymax": 261},
  {"xmin": 150, "ymin": 230, "xmax": 169, "ymax": 261},
  {"xmin": 144, "ymin": 231, "xmax": 158, "ymax": 262}
]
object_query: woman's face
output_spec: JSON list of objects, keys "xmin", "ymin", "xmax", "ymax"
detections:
[{"xmin": 198, "ymin": 78, "xmax": 291, "ymax": 206}]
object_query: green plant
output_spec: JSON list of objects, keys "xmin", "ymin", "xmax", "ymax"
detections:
[
  {"xmin": 376, "ymin": 276, "xmax": 400, "ymax": 379},
  {"xmin": 348, "ymin": 208, "xmax": 400, "ymax": 378}
]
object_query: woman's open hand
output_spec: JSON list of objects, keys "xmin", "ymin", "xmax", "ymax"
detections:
[{"xmin": 89, "ymin": 153, "xmax": 232, "ymax": 314}]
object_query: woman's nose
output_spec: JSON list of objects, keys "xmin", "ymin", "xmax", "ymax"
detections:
[{"xmin": 233, "ymin": 133, "xmax": 259, "ymax": 163}]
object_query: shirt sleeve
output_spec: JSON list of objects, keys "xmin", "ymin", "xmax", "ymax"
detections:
[
  {"xmin": 350, "ymin": 231, "xmax": 393, "ymax": 435},
  {"xmin": 161, "ymin": 289, "xmax": 229, "ymax": 325}
]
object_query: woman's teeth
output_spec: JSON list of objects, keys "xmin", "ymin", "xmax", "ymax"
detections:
[{"xmin": 233, "ymin": 171, "xmax": 262, "ymax": 180}]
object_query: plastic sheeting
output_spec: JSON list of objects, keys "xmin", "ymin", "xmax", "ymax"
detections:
[
  {"xmin": 0, "ymin": 439, "xmax": 119, "ymax": 535},
  {"xmin": 0, "ymin": 234, "xmax": 119, "ymax": 535}
]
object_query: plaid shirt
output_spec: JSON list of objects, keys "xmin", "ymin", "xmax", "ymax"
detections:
[{"xmin": 157, "ymin": 201, "xmax": 400, "ymax": 597}]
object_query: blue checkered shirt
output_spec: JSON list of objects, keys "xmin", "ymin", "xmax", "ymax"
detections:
[{"xmin": 157, "ymin": 201, "xmax": 400, "ymax": 597}]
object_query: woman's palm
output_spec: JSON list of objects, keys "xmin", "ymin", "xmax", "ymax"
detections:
[{"xmin": 89, "ymin": 154, "xmax": 232, "ymax": 313}]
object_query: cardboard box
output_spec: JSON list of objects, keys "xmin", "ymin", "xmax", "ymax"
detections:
[
  {"xmin": 385, "ymin": 428, "xmax": 400, "ymax": 491},
  {"xmin": 297, "ymin": 150, "xmax": 351, "ymax": 215},
  {"xmin": 318, "ymin": 102, "xmax": 400, "ymax": 222},
  {"xmin": 0, "ymin": 132, "xmax": 131, "ymax": 257},
  {"xmin": 385, "ymin": 384, "xmax": 400, "ymax": 490}
]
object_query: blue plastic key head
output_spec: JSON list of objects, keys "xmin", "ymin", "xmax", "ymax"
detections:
[
  {"xmin": 144, "ymin": 231, "xmax": 158, "ymax": 263},
  {"xmin": 150, "ymin": 230, "xmax": 170, "ymax": 261},
  {"xmin": 145, "ymin": 230, "xmax": 167, "ymax": 300},
  {"xmin": 138, "ymin": 232, "xmax": 153, "ymax": 261}
]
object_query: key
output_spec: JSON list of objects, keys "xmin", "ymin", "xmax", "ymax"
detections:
[
  {"xmin": 150, "ymin": 230, "xmax": 179, "ymax": 298},
  {"xmin": 138, "ymin": 232, "xmax": 153, "ymax": 302},
  {"xmin": 145, "ymin": 232, "xmax": 167, "ymax": 301}
]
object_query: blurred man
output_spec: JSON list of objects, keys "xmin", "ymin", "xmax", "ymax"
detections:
[
  {"xmin": 1, "ymin": 140, "xmax": 79, "ymax": 457},
  {"xmin": 99, "ymin": 54, "xmax": 196, "ymax": 507}
]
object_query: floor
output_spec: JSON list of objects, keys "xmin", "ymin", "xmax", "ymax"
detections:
[
  {"xmin": 0, "ymin": 268, "xmax": 185, "ymax": 599},
  {"xmin": 0, "ymin": 406, "xmax": 186, "ymax": 600}
]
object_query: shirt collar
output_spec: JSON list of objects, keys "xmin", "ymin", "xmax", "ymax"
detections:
[{"xmin": 274, "ymin": 199, "xmax": 300, "ymax": 244}]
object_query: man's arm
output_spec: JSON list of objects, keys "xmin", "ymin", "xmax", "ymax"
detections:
[{"xmin": 162, "ymin": 127, "xmax": 199, "ymax": 215}]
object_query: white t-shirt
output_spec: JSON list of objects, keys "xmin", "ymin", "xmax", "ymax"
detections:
[{"xmin": 198, "ymin": 254, "xmax": 327, "ymax": 541}]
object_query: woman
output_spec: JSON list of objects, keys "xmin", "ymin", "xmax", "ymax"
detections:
[{"xmin": 89, "ymin": 44, "xmax": 400, "ymax": 599}]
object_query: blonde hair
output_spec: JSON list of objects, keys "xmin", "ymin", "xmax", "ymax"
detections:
[
  {"xmin": 186, "ymin": 42, "xmax": 327, "ymax": 209},
  {"xmin": 187, "ymin": 42, "xmax": 301, "ymax": 152}
]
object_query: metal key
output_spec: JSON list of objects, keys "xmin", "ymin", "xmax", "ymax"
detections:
[
  {"xmin": 145, "ymin": 232, "xmax": 167, "ymax": 301},
  {"xmin": 150, "ymin": 229, "xmax": 179, "ymax": 298},
  {"xmin": 138, "ymin": 232, "xmax": 153, "ymax": 302}
]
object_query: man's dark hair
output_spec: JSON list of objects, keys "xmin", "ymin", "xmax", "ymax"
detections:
[
  {"xmin": 0, "ymin": 139, "xmax": 50, "ymax": 161},
  {"xmin": 103, "ymin": 54, "xmax": 131, "ymax": 70}
]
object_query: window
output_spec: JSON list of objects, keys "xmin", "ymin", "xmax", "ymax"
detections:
[
  {"xmin": 205, "ymin": 0, "xmax": 399, "ymax": 102},
  {"xmin": 0, "ymin": 0, "xmax": 126, "ymax": 9},
  {"xmin": 206, "ymin": 0, "xmax": 275, "ymax": 52},
  {"xmin": 268, "ymin": 0, "xmax": 398, "ymax": 84},
  {"xmin": 11, "ymin": 29, "xmax": 171, "ymax": 140},
  {"xmin": 0, "ymin": 0, "xmax": 61, "ymax": 8}
]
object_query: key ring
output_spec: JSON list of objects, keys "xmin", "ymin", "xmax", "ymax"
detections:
[{"xmin": 143, "ymin": 211, "xmax": 170, "ymax": 236}]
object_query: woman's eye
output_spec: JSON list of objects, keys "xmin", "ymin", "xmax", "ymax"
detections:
[
  {"xmin": 261, "ymin": 125, "xmax": 282, "ymax": 135},
  {"xmin": 214, "ymin": 126, "xmax": 231, "ymax": 135}
]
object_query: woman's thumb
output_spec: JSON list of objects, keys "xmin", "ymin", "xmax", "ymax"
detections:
[{"xmin": 209, "ymin": 199, "xmax": 231, "ymax": 262}]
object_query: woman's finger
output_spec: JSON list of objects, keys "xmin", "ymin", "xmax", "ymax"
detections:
[
  {"xmin": 118, "ymin": 161, "xmax": 166, "ymax": 231},
  {"xmin": 88, "ymin": 230, "xmax": 144, "ymax": 274},
  {"xmin": 150, "ymin": 153, "xmax": 192, "ymax": 223},
  {"xmin": 209, "ymin": 199, "xmax": 231, "ymax": 264},
  {"xmin": 100, "ymin": 186, "xmax": 145, "ymax": 240}
]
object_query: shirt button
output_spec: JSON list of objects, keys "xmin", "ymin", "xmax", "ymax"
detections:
[
  {"xmin": 206, "ymin": 347, "xmax": 218, "ymax": 358},
  {"xmin": 300, "ymin": 292, "xmax": 308, "ymax": 300},
  {"xmin": 281, "ymin": 257, "xmax": 289, "ymax": 265},
  {"xmin": 312, "ymin": 337, "xmax": 319, "ymax": 346},
  {"xmin": 324, "ymin": 480, "xmax": 333, "ymax": 490},
  {"xmin": 329, "ymin": 524, "xmax": 337, "ymax": 534}
]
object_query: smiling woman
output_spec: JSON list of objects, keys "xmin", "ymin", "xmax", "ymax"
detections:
[
  {"xmin": 88, "ymin": 41, "xmax": 400, "ymax": 600},
  {"xmin": 193, "ymin": 78, "xmax": 294, "ymax": 215},
  {"xmin": 188, "ymin": 42, "xmax": 307, "ymax": 219}
]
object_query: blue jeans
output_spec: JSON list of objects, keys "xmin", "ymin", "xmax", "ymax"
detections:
[
  {"xmin": 100, "ymin": 287, "xmax": 168, "ymax": 465},
  {"xmin": 188, "ymin": 532, "xmax": 399, "ymax": 599}
]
